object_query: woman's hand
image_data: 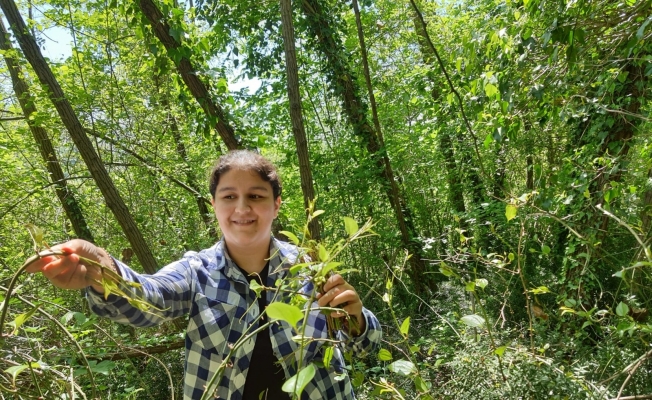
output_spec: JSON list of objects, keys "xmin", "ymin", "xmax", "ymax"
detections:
[
  {"xmin": 316, "ymin": 274, "xmax": 366, "ymax": 336},
  {"xmin": 25, "ymin": 239, "xmax": 111, "ymax": 293}
]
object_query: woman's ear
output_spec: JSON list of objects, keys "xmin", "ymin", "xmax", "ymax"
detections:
[{"xmin": 274, "ymin": 196, "xmax": 281, "ymax": 216}]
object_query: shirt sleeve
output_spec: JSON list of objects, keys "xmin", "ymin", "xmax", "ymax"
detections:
[
  {"xmin": 85, "ymin": 255, "xmax": 198, "ymax": 327},
  {"xmin": 337, "ymin": 307, "xmax": 382, "ymax": 357}
]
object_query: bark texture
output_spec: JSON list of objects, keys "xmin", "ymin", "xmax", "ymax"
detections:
[{"xmin": 280, "ymin": 0, "xmax": 320, "ymax": 240}]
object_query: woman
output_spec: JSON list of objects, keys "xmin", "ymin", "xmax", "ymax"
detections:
[{"xmin": 27, "ymin": 150, "xmax": 382, "ymax": 400}]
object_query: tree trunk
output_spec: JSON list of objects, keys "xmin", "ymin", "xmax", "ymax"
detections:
[
  {"xmin": 526, "ymin": 154, "xmax": 534, "ymax": 191},
  {"xmin": 137, "ymin": 0, "xmax": 241, "ymax": 151},
  {"xmin": 596, "ymin": 63, "xmax": 646, "ymax": 235},
  {"xmin": 642, "ymin": 167, "xmax": 652, "ymax": 239},
  {"xmin": 493, "ymin": 141, "xmax": 506, "ymax": 199},
  {"xmin": 0, "ymin": 18, "xmax": 94, "ymax": 243},
  {"xmin": 0, "ymin": 0, "xmax": 158, "ymax": 273},
  {"xmin": 302, "ymin": 0, "xmax": 430, "ymax": 293},
  {"xmin": 280, "ymin": 0, "xmax": 320, "ymax": 240},
  {"xmin": 440, "ymin": 130, "xmax": 466, "ymax": 215}
]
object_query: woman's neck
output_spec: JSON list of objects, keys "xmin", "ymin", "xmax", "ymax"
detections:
[{"xmin": 225, "ymin": 240, "xmax": 270, "ymax": 274}]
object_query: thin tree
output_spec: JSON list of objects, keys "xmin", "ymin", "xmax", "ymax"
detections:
[
  {"xmin": 0, "ymin": 19, "xmax": 94, "ymax": 243},
  {"xmin": 280, "ymin": 0, "xmax": 319, "ymax": 240},
  {"xmin": 301, "ymin": 0, "xmax": 430, "ymax": 293},
  {"xmin": 0, "ymin": 0, "xmax": 158, "ymax": 273}
]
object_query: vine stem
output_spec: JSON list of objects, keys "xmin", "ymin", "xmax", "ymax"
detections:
[
  {"xmin": 0, "ymin": 250, "xmax": 67, "ymax": 337},
  {"xmin": 615, "ymin": 350, "xmax": 649, "ymax": 400},
  {"xmin": 596, "ymin": 204, "xmax": 651, "ymax": 263}
]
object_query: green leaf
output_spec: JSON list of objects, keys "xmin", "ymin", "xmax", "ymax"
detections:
[
  {"xmin": 465, "ymin": 281, "xmax": 476, "ymax": 292},
  {"xmin": 25, "ymin": 223, "xmax": 44, "ymax": 250},
  {"xmin": 484, "ymin": 83, "xmax": 498, "ymax": 98},
  {"xmin": 352, "ymin": 371, "xmax": 365, "ymax": 387},
  {"xmin": 541, "ymin": 245, "xmax": 551, "ymax": 255},
  {"xmin": 460, "ymin": 314, "xmax": 485, "ymax": 328},
  {"xmin": 249, "ymin": 279, "xmax": 263, "ymax": 297},
  {"xmin": 494, "ymin": 346, "xmax": 507, "ymax": 357},
  {"xmin": 388, "ymin": 359, "xmax": 416, "ymax": 376},
  {"xmin": 11, "ymin": 304, "xmax": 40, "ymax": 335},
  {"xmin": 475, "ymin": 278, "xmax": 488, "ymax": 289},
  {"xmin": 343, "ymin": 217, "xmax": 359, "ymax": 238},
  {"xmin": 282, "ymin": 364, "xmax": 316, "ymax": 396},
  {"xmin": 322, "ymin": 345, "xmax": 334, "ymax": 367},
  {"xmin": 377, "ymin": 348, "xmax": 393, "ymax": 361},
  {"xmin": 399, "ymin": 317, "xmax": 410, "ymax": 338},
  {"xmin": 311, "ymin": 210, "xmax": 325, "ymax": 218},
  {"xmin": 318, "ymin": 244, "xmax": 328, "ymax": 262},
  {"xmin": 318, "ymin": 262, "xmax": 342, "ymax": 278},
  {"xmin": 564, "ymin": 299, "xmax": 577, "ymax": 307},
  {"xmin": 290, "ymin": 262, "xmax": 310, "ymax": 275},
  {"xmin": 483, "ymin": 133, "xmax": 493, "ymax": 148},
  {"xmin": 90, "ymin": 360, "xmax": 115, "ymax": 375},
  {"xmin": 279, "ymin": 230, "xmax": 300, "ymax": 245},
  {"xmin": 265, "ymin": 302, "xmax": 304, "ymax": 329},
  {"xmin": 168, "ymin": 27, "xmax": 183, "ymax": 43},
  {"xmin": 5, "ymin": 363, "xmax": 40, "ymax": 385},
  {"xmin": 61, "ymin": 311, "xmax": 88, "ymax": 326},
  {"xmin": 636, "ymin": 16, "xmax": 652, "ymax": 40},
  {"xmin": 616, "ymin": 302, "xmax": 629, "ymax": 317},
  {"xmin": 529, "ymin": 286, "xmax": 550, "ymax": 295},
  {"xmin": 439, "ymin": 262, "xmax": 455, "ymax": 277},
  {"xmin": 505, "ymin": 204, "xmax": 517, "ymax": 222},
  {"xmin": 414, "ymin": 375, "xmax": 429, "ymax": 392}
]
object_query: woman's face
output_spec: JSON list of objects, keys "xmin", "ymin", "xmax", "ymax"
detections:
[{"xmin": 211, "ymin": 169, "xmax": 281, "ymax": 253}]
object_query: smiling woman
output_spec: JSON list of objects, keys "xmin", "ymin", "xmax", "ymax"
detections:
[
  {"xmin": 209, "ymin": 151, "xmax": 282, "ymax": 273},
  {"xmin": 25, "ymin": 149, "xmax": 382, "ymax": 400}
]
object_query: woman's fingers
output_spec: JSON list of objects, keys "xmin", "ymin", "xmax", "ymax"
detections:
[
  {"xmin": 24, "ymin": 254, "xmax": 58, "ymax": 273},
  {"xmin": 317, "ymin": 274, "xmax": 363, "ymax": 319},
  {"xmin": 23, "ymin": 239, "xmax": 108, "ymax": 290}
]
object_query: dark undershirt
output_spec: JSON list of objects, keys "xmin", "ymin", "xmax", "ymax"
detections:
[{"xmin": 237, "ymin": 262, "xmax": 290, "ymax": 400}]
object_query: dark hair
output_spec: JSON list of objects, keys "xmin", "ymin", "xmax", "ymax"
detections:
[{"xmin": 209, "ymin": 150, "xmax": 282, "ymax": 199}]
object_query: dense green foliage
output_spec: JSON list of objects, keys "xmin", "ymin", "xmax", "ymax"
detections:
[{"xmin": 1, "ymin": 0, "xmax": 651, "ymax": 398}]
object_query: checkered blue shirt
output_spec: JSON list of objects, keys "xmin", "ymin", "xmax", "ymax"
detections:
[{"xmin": 86, "ymin": 238, "xmax": 382, "ymax": 400}]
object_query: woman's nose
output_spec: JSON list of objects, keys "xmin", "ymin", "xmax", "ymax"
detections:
[{"xmin": 235, "ymin": 197, "xmax": 251, "ymax": 212}]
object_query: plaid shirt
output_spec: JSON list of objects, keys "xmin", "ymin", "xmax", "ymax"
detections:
[{"xmin": 87, "ymin": 238, "xmax": 382, "ymax": 400}]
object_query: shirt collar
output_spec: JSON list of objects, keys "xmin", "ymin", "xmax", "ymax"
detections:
[{"xmin": 214, "ymin": 237, "xmax": 299, "ymax": 283}]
